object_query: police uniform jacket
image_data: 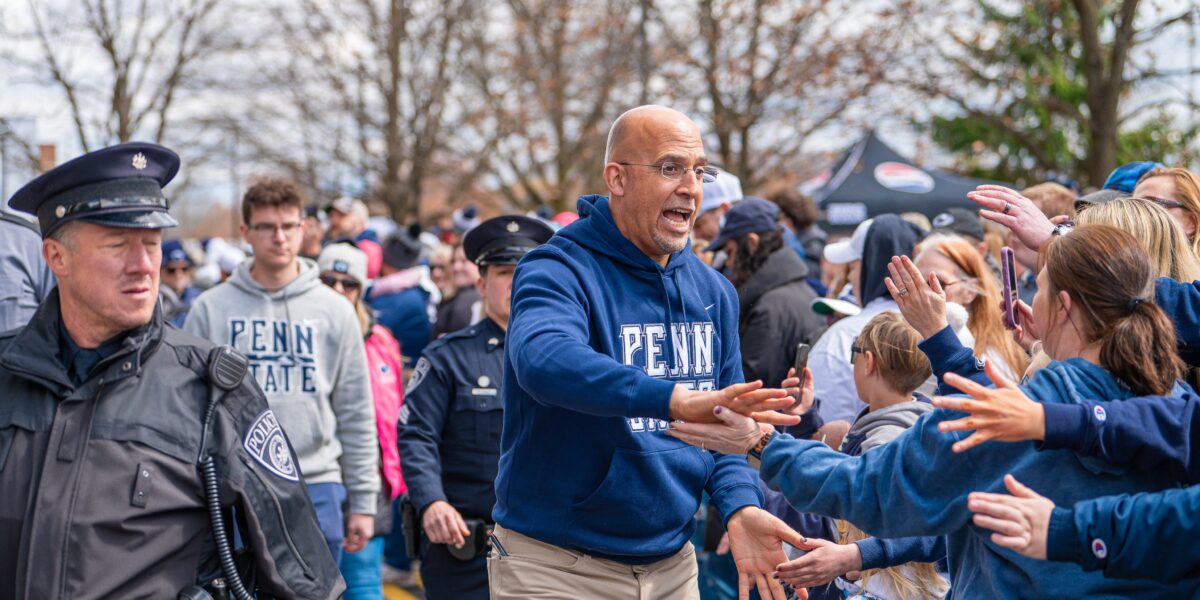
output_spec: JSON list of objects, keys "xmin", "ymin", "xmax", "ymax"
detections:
[
  {"xmin": 0, "ymin": 213, "xmax": 55, "ymax": 332},
  {"xmin": 398, "ymin": 317, "xmax": 505, "ymax": 521},
  {"xmin": 0, "ymin": 290, "xmax": 344, "ymax": 599}
]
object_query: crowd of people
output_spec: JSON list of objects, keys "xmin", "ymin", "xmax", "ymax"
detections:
[{"xmin": 3, "ymin": 103, "xmax": 1200, "ymax": 600}]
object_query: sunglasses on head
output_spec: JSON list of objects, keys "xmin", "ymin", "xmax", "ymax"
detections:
[{"xmin": 320, "ymin": 274, "xmax": 362, "ymax": 291}]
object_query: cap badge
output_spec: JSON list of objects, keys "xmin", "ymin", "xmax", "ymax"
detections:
[
  {"xmin": 131, "ymin": 152, "xmax": 148, "ymax": 170},
  {"xmin": 55, "ymin": 206, "xmax": 66, "ymax": 218},
  {"xmin": 507, "ymin": 220, "xmax": 520, "ymax": 233},
  {"xmin": 932, "ymin": 213, "xmax": 953, "ymax": 228},
  {"xmin": 333, "ymin": 260, "xmax": 349, "ymax": 273}
]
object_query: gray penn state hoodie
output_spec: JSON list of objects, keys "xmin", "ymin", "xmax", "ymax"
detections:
[{"xmin": 185, "ymin": 257, "xmax": 380, "ymax": 514}]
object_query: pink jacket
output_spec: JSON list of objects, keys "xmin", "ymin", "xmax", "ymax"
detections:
[{"xmin": 365, "ymin": 324, "xmax": 406, "ymax": 498}]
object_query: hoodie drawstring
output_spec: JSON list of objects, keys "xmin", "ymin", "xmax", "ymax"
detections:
[{"xmin": 659, "ymin": 269, "xmax": 689, "ymax": 376}]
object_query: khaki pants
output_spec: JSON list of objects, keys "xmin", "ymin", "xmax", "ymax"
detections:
[{"xmin": 487, "ymin": 524, "xmax": 701, "ymax": 600}]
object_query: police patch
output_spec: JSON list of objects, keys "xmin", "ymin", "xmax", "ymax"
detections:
[
  {"xmin": 408, "ymin": 357, "xmax": 432, "ymax": 392},
  {"xmin": 244, "ymin": 410, "xmax": 299, "ymax": 481}
]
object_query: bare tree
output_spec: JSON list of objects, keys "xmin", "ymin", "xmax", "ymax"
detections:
[
  {"xmin": 654, "ymin": 0, "xmax": 917, "ymax": 191},
  {"xmin": 4, "ymin": 0, "xmax": 242, "ymax": 151},
  {"xmin": 462, "ymin": 0, "xmax": 642, "ymax": 212},
  {"xmin": 234, "ymin": 0, "xmax": 484, "ymax": 222}
]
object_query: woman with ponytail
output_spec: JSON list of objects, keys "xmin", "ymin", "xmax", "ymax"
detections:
[{"xmin": 667, "ymin": 225, "xmax": 1199, "ymax": 598}]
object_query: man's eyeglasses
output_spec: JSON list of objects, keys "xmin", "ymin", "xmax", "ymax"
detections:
[
  {"xmin": 163, "ymin": 266, "xmax": 191, "ymax": 275},
  {"xmin": 617, "ymin": 161, "xmax": 719, "ymax": 183},
  {"xmin": 320, "ymin": 274, "xmax": 362, "ymax": 292},
  {"xmin": 1142, "ymin": 196, "xmax": 1187, "ymax": 211},
  {"xmin": 850, "ymin": 344, "xmax": 865, "ymax": 365},
  {"xmin": 248, "ymin": 222, "xmax": 302, "ymax": 236}
]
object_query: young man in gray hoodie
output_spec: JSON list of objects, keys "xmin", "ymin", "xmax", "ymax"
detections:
[{"xmin": 185, "ymin": 177, "xmax": 380, "ymax": 564}]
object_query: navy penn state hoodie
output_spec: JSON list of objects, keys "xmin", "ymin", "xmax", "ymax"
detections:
[{"xmin": 493, "ymin": 194, "xmax": 763, "ymax": 562}]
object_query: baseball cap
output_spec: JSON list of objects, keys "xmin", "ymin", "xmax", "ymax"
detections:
[
  {"xmin": 705, "ymin": 197, "xmax": 780, "ymax": 252},
  {"xmin": 1103, "ymin": 161, "xmax": 1164, "ymax": 193},
  {"xmin": 161, "ymin": 239, "xmax": 193, "ymax": 267},
  {"xmin": 823, "ymin": 218, "xmax": 874, "ymax": 264},
  {"xmin": 929, "ymin": 207, "xmax": 984, "ymax": 242},
  {"xmin": 1074, "ymin": 188, "xmax": 1125, "ymax": 212},
  {"xmin": 326, "ymin": 196, "xmax": 356, "ymax": 215},
  {"xmin": 700, "ymin": 169, "xmax": 743, "ymax": 214},
  {"xmin": 811, "ymin": 297, "xmax": 862, "ymax": 318}
]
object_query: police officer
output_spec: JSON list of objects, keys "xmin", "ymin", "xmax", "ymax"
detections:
[
  {"xmin": 0, "ymin": 143, "xmax": 343, "ymax": 599},
  {"xmin": 397, "ymin": 215, "xmax": 553, "ymax": 600}
]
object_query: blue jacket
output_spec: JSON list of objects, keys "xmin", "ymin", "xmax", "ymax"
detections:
[
  {"xmin": 758, "ymin": 358, "xmax": 1198, "ymax": 598},
  {"xmin": 1047, "ymin": 483, "xmax": 1200, "ymax": 582},
  {"xmin": 1157, "ymin": 277, "xmax": 1200, "ymax": 365},
  {"xmin": 1041, "ymin": 393, "xmax": 1200, "ymax": 485},
  {"xmin": 369, "ymin": 286, "xmax": 431, "ymax": 366},
  {"xmin": 493, "ymin": 195, "xmax": 762, "ymax": 562},
  {"xmin": 916, "ymin": 324, "xmax": 990, "ymax": 394}
]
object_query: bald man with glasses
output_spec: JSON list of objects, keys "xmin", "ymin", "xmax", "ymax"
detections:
[{"xmin": 488, "ymin": 106, "xmax": 810, "ymax": 600}]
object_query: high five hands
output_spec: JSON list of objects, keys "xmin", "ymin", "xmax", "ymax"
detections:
[
  {"xmin": 668, "ymin": 368, "xmax": 816, "ymax": 454},
  {"xmin": 669, "ymin": 380, "xmax": 801, "ymax": 427}
]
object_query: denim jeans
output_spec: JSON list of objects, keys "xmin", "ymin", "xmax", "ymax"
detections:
[
  {"xmin": 307, "ymin": 482, "xmax": 347, "ymax": 564},
  {"xmin": 340, "ymin": 536, "xmax": 385, "ymax": 600}
]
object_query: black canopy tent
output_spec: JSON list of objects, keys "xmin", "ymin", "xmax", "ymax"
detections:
[{"xmin": 803, "ymin": 131, "xmax": 1007, "ymax": 229}]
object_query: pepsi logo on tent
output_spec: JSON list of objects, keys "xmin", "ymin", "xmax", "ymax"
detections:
[{"xmin": 874, "ymin": 162, "xmax": 935, "ymax": 194}]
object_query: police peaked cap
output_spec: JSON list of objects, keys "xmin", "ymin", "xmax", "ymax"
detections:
[
  {"xmin": 463, "ymin": 215, "xmax": 554, "ymax": 266},
  {"xmin": 7, "ymin": 142, "xmax": 180, "ymax": 238}
]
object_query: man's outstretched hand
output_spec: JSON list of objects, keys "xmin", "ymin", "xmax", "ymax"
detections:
[
  {"xmin": 669, "ymin": 380, "xmax": 799, "ymax": 426},
  {"xmin": 727, "ymin": 507, "xmax": 812, "ymax": 600}
]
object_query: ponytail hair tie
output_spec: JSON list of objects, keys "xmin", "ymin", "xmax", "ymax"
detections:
[{"xmin": 1127, "ymin": 296, "xmax": 1146, "ymax": 313}]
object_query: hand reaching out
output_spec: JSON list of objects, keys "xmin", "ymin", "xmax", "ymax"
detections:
[
  {"xmin": 669, "ymin": 380, "xmax": 800, "ymax": 426},
  {"xmin": 727, "ymin": 507, "xmax": 811, "ymax": 600},
  {"xmin": 967, "ymin": 185, "xmax": 1056, "ymax": 251},
  {"xmin": 932, "ymin": 360, "xmax": 1045, "ymax": 453},
  {"xmin": 774, "ymin": 537, "xmax": 862, "ymax": 589},
  {"xmin": 968, "ymin": 474, "xmax": 1054, "ymax": 560},
  {"xmin": 780, "ymin": 367, "xmax": 815, "ymax": 416},
  {"xmin": 885, "ymin": 255, "xmax": 948, "ymax": 339}
]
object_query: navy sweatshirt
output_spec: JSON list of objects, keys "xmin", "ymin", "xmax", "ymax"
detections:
[
  {"xmin": 492, "ymin": 195, "xmax": 762, "ymax": 562},
  {"xmin": 1157, "ymin": 277, "xmax": 1200, "ymax": 365},
  {"xmin": 1048, "ymin": 483, "xmax": 1200, "ymax": 582}
]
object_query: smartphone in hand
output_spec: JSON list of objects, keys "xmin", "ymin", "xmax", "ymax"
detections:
[
  {"xmin": 793, "ymin": 343, "xmax": 811, "ymax": 377},
  {"xmin": 1001, "ymin": 247, "xmax": 1018, "ymax": 330}
]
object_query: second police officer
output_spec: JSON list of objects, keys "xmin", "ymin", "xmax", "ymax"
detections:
[{"xmin": 397, "ymin": 215, "xmax": 554, "ymax": 600}]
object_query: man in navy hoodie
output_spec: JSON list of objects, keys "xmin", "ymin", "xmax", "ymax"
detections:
[{"xmin": 489, "ymin": 105, "xmax": 807, "ymax": 600}]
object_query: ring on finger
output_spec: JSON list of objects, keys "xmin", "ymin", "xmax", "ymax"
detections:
[
  {"xmin": 1003, "ymin": 201, "xmax": 1012, "ymax": 214},
  {"xmin": 898, "ymin": 288, "xmax": 909, "ymax": 296}
]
